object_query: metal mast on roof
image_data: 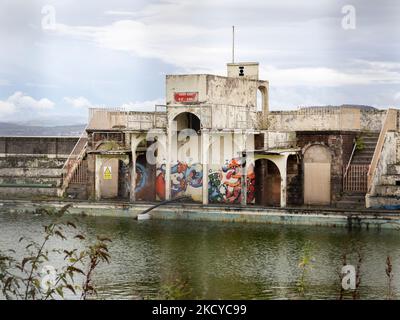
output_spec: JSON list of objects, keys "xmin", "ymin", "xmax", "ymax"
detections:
[{"xmin": 232, "ymin": 25, "xmax": 235, "ymax": 63}]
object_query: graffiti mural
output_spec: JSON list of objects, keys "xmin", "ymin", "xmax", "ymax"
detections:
[
  {"xmin": 155, "ymin": 163, "xmax": 166, "ymax": 201},
  {"xmin": 208, "ymin": 158, "xmax": 243, "ymax": 204},
  {"xmin": 246, "ymin": 163, "xmax": 255, "ymax": 204},
  {"xmin": 135, "ymin": 154, "xmax": 156, "ymax": 201},
  {"xmin": 170, "ymin": 161, "xmax": 203, "ymax": 201}
]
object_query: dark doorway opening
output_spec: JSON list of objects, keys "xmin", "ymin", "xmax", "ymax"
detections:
[{"xmin": 254, "ymin": 159, "xmax": 281, "ymax": 207}]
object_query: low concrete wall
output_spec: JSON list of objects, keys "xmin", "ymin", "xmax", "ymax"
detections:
[
  {"xmin": 0, "ymin": 136, "xmax": 78, "ymax": 157},
  {"xmin": 2, "ymin": 200, "xmax": 400, "ymax": 230},
  {"xmin": 268, "ymin": 108, "xmax": 385, "ymax": 132}
]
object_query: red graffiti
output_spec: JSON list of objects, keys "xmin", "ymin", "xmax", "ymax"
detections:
[{"xmin": 155, "ymin": 164, "xmax": 166, "ymax": 200}]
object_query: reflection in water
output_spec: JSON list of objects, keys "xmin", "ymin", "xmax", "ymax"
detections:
[{"xmin": 1, "ymin": 211, "xmax": 400, "ymax": 300}]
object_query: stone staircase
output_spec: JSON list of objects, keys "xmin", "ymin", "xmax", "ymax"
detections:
[
  {"xmin": 369, "ymin": 163, "xmax": 400, "ymax": 208},
  {"xmin": 0, "ymin": 155, "xmax": 66, "ymax": 199},
  {"xmin": 351, "ymin": 133, "xmax": 379, "ymax": 165},
  {"xmin": 365, "ymin": 111, "xmax": 400, "ymax": 209},
  {"xmin": 337, "ymin": 132, "xmax": 379, "ymax": 208}
]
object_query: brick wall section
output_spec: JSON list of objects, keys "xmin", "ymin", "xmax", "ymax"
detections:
[
  {"xmin": 296, "ymin": 131, "xmax": 357, "ymax": 203},
  {"xmin": 0, "ymin": 137, "xmax": 78, "ymax": 156}
]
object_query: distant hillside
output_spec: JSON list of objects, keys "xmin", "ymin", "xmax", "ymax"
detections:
[{"xmin": 0, "ymin": 122, "xmax": 86, "ymax": 136}]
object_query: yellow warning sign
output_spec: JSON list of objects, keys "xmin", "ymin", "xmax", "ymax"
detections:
[{"xmin": 103, "ymin": 166, "xmax": 112, "ymax": 180}]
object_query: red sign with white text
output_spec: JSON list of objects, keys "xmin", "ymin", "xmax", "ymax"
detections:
[{"xmin": 174, "ymin": 92, "xmax": 198, "ymax": 103}]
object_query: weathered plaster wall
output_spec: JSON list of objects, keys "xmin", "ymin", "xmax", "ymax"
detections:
[
  {"xmin": 263, "ymin": 131, "xmax": 297, "ymax": 149},
  {"xmin": 166, "ymin": 74, "xmax": 267, "ymax": 130},
  {"xmin": 166, "ymin": 74, "xmax": 267, "ymax": 109}
]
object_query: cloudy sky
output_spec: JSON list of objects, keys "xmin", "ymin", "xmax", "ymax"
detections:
[{"xmin": 0, "ymin": 0, "xmax": 399, "ymax": 125}]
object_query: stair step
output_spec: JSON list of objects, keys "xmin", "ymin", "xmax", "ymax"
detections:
[
  {"xmin": 387, "ymin": 164, "xmax": 400, "ymax": 175},
  {"xmin": 66, "ymin": 183, "xmax": 87, "ymax": 200},
  {"xmin": 352, "ymin": 155, "xmax": 373, "ymax": 161},
  {"xmin": 0, "ymin": 176, "xmax": 61, "ymax": 187},
  {"xmin": 375, "ymin": 185, "xmax": 400, "ymax": 197},
  {"xmin": 0, "ymin": 168, "xmax": 63, "ymax": 177},
  {"xmin": 0, "ymin": 187, "xmax": 57, "ymax": 198},
  {"xmin": 340, "ymin": 196, "xmax": 364, "ymax": 201},
  {"xmin": 336, "ymin": 201, "xmax": 365, "ymax": 209},
  {"xmin": 380, "ymin": 174, "xmax": 400, "ymax": 186}
]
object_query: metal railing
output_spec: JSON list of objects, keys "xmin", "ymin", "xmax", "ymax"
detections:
[
  {"xmin": 58, "ymin": 131, "xmax": 88, "ymax": 196},
  {"xmin": 70, "ymin": 159, "xmax": 87, "ymax": 184},
  {"xmin": 343, "ymin": 164, "xmax": 369, "ymax": 193},
  {"xmin": 343, "ymin": 140, "xmax": 357, "ymax": 188}
]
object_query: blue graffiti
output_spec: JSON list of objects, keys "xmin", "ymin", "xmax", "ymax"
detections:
[{"xmin": 135, "ymin": 163, "xmax": 148, "ymax": 193}]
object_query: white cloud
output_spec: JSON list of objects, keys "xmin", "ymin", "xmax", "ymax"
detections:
[
  {"xmin": 64, "ymin": 96, "xmax": 96, "ymax": 109},
  {"xmin": 7, "ymin": 91, "xmax": 54, "ymax": 110},
  {"xmin": 0, "ymin": 79, "xmax": 9, "ymax": 86},
  {"xmin": 0, "ymin": 91, "xmax": 55, "ymax": 119},
  {"xmin": 395, "ymin": 92, "xmax": 400, "ymax": 101},
  {"xmin": 53, "ymin": 20, "xmax": 215, "ymax": 71}
]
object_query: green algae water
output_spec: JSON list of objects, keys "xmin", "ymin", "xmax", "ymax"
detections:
[{"xmin": 1, "ymin": 210, "xmax": 400, "ymax": 300}]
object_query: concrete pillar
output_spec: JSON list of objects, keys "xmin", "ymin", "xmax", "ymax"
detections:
[
  {"xmin": 241, "ymin": 132, "xmax": 255, "ymax": 206},
  {"xmin": 130, "ymin": 153, "xmax": 136, "ymax": 202},
  {"xmin": 95, "ymin": 155, "xmax": 101, "ymax": 201},
  {"xmin": 279, "ymin": 154, "xmax": 289, "ymax": 208},
  {"xmin": 202, "ymin": 129, "xmax": 209, "ymax": 205},
  {"xmin": 241, "ymin": 152, "xmax": 247, "ymax": 206},
  {"xmin": 130, "ymin": 133, "xmax": 143, "ymax": 202},
  {"xmin": 165, "ymin": 124, "xmax": 173, "ymax": 200}
]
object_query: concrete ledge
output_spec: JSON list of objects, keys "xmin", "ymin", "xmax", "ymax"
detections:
[
  {"xmin": 0, "ymin": 188, "xmax": 57, "ymax": 197},
  {"xmin": 1, "ymin": 199, "xmax": 400, "ymax": 230}
]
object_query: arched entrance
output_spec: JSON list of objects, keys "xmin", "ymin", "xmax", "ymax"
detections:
[
  {"xmin": 170, "ymin": 112, "xmax": 203, "ymax": 202},
  {"xmin": 173, "ymin": 112, "xmax": 201, "ymax": 132},
  {"xmin": 304, "ymin": 144, "xmax": 332, "ymax": 205},
  {"xmin": 254, "ymin": 159, "xmax": 281, "ymax": 206}
]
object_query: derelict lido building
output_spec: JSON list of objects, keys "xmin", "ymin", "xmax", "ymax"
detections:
[{"xmin": 2, "ymin": 62, "xmax": 399, "ymax": 210}]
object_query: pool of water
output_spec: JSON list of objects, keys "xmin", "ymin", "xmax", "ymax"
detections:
[{"xmin": 1, "ymin": 210, "xmax": 400, "ymax": 300}]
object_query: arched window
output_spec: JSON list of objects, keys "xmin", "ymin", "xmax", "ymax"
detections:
[{"xmin": 257, "ymin": 86, "xmax": 268, "ymax": 114}]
